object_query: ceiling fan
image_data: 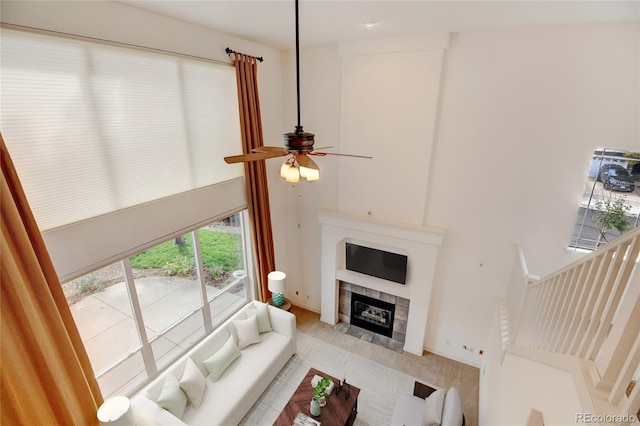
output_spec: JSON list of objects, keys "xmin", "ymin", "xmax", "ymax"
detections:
[{"xmin": 224, "ymin": 0, "xmax": 371, "ymax": 183}]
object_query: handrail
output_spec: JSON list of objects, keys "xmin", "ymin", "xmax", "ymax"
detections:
[{"xmin": 527, "ymin": 226, "xmax": 640, "ymax": 289}]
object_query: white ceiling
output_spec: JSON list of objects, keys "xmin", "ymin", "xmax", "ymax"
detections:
[{"xmin": 119, "ymin": 1, "xmax": 639, "ymax": 50}]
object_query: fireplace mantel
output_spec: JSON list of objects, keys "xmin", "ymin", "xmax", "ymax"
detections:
[{"xmin": 319, "ymin": 209, "xmax": 445, "ymax": 355}]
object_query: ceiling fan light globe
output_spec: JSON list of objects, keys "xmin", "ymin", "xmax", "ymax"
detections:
[
  {"xmin": 285, "ymin": 165, "xmax": 300, "ymax": 183},
  {"xmin": 299, "ymin": 165, "xmax": 311, "ymax": 178},
  {"xmin": 280, "ymin": 162, "xmax": 290, "ymax": 178},
  {"xmin": 304, "ymin": 168, "xmax": 319, "ymax": 181}
]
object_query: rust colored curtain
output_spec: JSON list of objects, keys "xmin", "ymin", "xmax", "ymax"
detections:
[
  {"xmin": 233, "ymin": 53, "xmax": 276, "ymax": 302},
  {"xmin": 1, "ymin": 134, "xmax": 103, "ymax": 425}
]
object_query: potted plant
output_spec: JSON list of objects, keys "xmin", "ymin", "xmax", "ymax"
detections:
[{"xmin": 310, "ymin": 377, "xmax": 331, "ymax": 416}]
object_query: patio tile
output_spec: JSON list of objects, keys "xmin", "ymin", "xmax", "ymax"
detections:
[
  {"xmin": 97, "ymin": 352, "xmax": 147, "ymax": 398},
  {"xmin": 92, "ymin": 282, "xmax": 133, "ymax": 314},
  {"xmin": 162, "ymin": 313, "xmax": 205, "ymax": 347},
  {"xmin": 134, "ymin": 276, "xmax": 195, "ymax": 308},
  {"xmin": 141, "ymin": 283, "xmax": 204, "ymax": 333},
  {"xmin": 71, "ymin": 296, "xmax": 128, "ymax": 341},
  {"xmin": 83, "ymin": 316, "xmax": 140, "ymax": 373}
]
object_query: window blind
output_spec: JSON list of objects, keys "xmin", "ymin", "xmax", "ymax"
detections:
[{"xmin": 1, "ymin": 28, "xmax": 243, "ymax": 231}]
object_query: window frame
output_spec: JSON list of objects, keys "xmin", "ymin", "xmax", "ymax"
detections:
[
  {"xmin": 569, "ymin": 148, "xmax": 639, "ymax": 252},
  {"xmin": 75, "ymin": 210, "xmax": 253, "ymax": 398}
]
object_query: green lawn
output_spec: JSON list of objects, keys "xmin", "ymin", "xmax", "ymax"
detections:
[{"xmin": 130, "ymin": 229, "xmax": 244, "ymax": 274}]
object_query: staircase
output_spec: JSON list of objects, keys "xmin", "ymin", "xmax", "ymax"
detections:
[{"xmin": 502, "ymin": 226, "xmax": 640, "ymax": 424}]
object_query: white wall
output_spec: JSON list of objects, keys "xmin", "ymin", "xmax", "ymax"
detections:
[
  {"xmin": 338, "ymin": 34, "xmax": 448, "ymax": 224},
  {"xmin": 1, "ymin": 1, "xmax": 285, "ymax": 280},
  {"xmin": 425, "ymin": 23, "xmax": 639, "ymax": 365},
  {"xmin": 284, "ymin": 22, "xmax": 639, "ymax": 366}
]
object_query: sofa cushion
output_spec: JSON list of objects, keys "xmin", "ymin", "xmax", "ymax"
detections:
[
  {"xmin": 156, "ymin": 373, "xmax": 188, "ymax": 420},
  {"xmin": 233, "ymin": 315, "xmax": 261, "ymax": 349},
  {"xmin": 423, "ymin": 388, "xmax": 446, "ymax": 426},
  {"xmin": 245, "ymin": 302, "xmax": 272, "ymax": 333},
  {"xmin": 442, "ymin": 387, "xmax": 463, "ymax": 426},
  {"xmin": 179, "ymin": 357, "xmax": 206, "ymax": 408},
  {"xmin": 203, "ymin": 335, "xmax": 241, "ymax": 381},
  {"xmin": 390, "ymin": 394, "xmax": 425, "ymax": 426}
]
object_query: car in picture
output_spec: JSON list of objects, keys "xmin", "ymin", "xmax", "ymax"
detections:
[{"xmin": 599, "ymin": 164, "xmax": 635, "ymax": 192}]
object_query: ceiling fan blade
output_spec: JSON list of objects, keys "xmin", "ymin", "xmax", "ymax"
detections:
[
  {"xmin": 311, "ymin": 152, "xmax": 373, "ymax": 159},
  {"xmin": 224, "ymin": 151, "xmax": 286, "ymax": 164},
  {"xmin": 252, "ymin": 146, "xmax": 287, "ymax": 154},
  {"xmin": 295, "ymin": 153, "xmax": 319, "ymax": 170}
]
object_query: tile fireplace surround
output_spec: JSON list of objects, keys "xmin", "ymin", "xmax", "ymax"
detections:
[
  {"xmin": 319, "ymin": 209, "xmax": 445, "ymax": 356},
  {"xmin": 337, "ymin": 282, "xmax": 410, "ymax": 352}
]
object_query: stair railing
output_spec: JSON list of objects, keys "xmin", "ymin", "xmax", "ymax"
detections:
[{"xmin": 510, "ymin": 226, "xmax": 640, "ymax": 417}]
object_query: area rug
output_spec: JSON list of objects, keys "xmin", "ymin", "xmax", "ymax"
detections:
[{"xmin": 240, "ymin": 330, "xmax": 422, "ymax": 425}]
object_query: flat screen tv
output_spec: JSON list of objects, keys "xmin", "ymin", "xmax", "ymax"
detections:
[{"xmin": 345, "ymin": 243, "xmax": 407, "ymax": 284}]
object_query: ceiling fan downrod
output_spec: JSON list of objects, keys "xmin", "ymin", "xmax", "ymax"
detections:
[{"xmin": 283, "ymin": 0, "xmax": 315, "ymax": 152}]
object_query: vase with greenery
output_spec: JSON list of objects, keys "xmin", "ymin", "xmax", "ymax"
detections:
[{"xmin": 310, "ymin": 377, "xmax": 331, "ymax": 416}]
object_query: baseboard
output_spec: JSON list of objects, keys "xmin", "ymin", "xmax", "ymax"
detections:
[
  {"xmin": 290, "ymin": 301, "xmax": 320, "ymax": 315},
  {"xmin": 426, "ymin": 346, "xmax": 482, "ymax": 369}
]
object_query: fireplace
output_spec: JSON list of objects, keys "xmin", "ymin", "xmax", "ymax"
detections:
[
  {"xmin": 319, "ymin": 209, "xmax": 445, "ymax": 355},
  {"xmin": 351, "ymin": 293, "xmax": 395, "ymax": 338},
  {"xmin": 338, "ymin": 282, "xmax": 408, "ymax": 351}
]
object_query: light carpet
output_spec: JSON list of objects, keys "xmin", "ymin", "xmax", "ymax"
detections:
[{"xmin": 240, "ymin": 330, "xmax": 430, "ymax": 426}]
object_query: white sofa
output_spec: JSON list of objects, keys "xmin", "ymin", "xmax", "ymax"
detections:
[{"xmin": 130, "ymin": 301, "xmax": 296, "ymax": 425}]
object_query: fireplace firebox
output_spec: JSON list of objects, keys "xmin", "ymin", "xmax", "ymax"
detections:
[{"xmin": 350, "ymin": 293, "xmax": 395, "ymax": 338}]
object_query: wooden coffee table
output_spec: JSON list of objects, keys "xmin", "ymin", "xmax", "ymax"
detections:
[{"xmin": 274, "ymin": 368, "xmax": 361, "ymax": 426}]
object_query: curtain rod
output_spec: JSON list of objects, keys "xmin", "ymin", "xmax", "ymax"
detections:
[
  {"xmin": 1, "ymin": 23, "xmax": 234, "ymax": 67},
  {"xmin": 225, "ymin": 47, "xmax": 264, "ymax": 62}
]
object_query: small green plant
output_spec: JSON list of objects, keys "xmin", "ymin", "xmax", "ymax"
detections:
[
  {"xmin": 592, "ymin": 193, "xmax": 632, "ymax": 247},
  {"xmin": 313, "ymin": 377, "xmax": 332, "ymax": 401},
  {"xmin": 76, "ymin": 277, "xmax": 105, "ymax": 295},
  {"xmin": 163, "ymin": 255, "xmax": 193, "ymax": 276},
  {"xmin": 207, "ymin": 264, "xmax": 225, "ymax": 281}
]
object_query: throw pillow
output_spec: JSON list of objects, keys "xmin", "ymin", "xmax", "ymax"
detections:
[
  {"xmin": 179, "ymin": 358, "xmax": 206, "ymax": 408},
  {"xmin": 233, "ymin": 314, "xmax": 261, "ymax": 349},
  {"xmin": 422, "ymin": 388, "xmax": 446, "ymax": 426},
  {"xmin": 156, "ymin": 374, "xmax": 188, "ymax": 419},
  {"xmin": 245, "ymin": 302, "xmax": 272, "ymax": 333},
  {"xmin": 441, "ymin": 387, "xmax": 463, "ymax": 426},
  {"xmin": 203, "ymin": 335, "xmax": 241, "ymax": 382}
]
